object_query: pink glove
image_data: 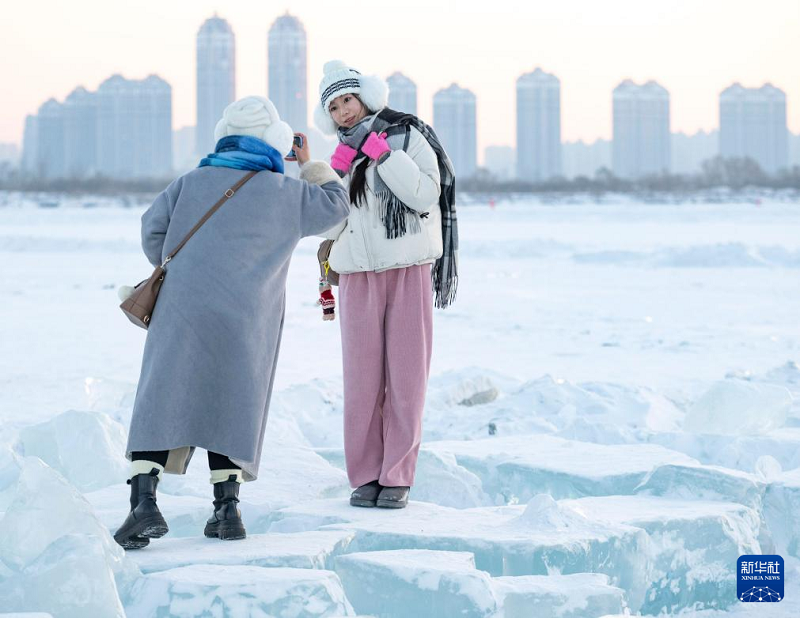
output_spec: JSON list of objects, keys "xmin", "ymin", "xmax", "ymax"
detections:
[
  {"xmin": 330, "ymin": 143, "xmax": 358, "ymax": 172},
  {"xmin": 362, "ymin": 132, "xmax": 391, "ymax": 160}
]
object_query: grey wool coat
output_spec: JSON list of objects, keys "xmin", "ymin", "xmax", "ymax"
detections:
[{"xmin": 126, "ymin": 162, "xmax": 349, "ymax": 481}]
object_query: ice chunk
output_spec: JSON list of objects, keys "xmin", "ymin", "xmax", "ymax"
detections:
[
  {"xmin": 555, "ymin": 416, "xmax": 636, "ymax": 445},
  {"xmin": 516, "ymin": 494, "xmax": 588, "ymax": 528},
  {"xmin": 411, "ymin": 449, "xmax": 492, "ymax": 508},
  {"xmin": 123, "ymin": 565, "xmax": 353, "ymax": 618},
  {"xmin": 459, "ymin": 384, "xmax": 499, "ymax": 406},
  {"xmin": 496, "ymin": 376, "xmax": 684, "ymax": 435},
  {"xmin": 0, "ymin": 534, "xmax": 126, "ymax": 618},
  {"xmin": 634, "ymin": 462, "xmax": 763, "ymax": 509},
  {"xmin": 426, "ymin": 403, "xmax": 557, "ymax": 442},
  {"xmin": 762, "ymin": 360, "xmax": 800, "ymax": 390},
  {"xmin": 426, "ymin": 367, "xmax": 520, "ymax": 408},
  {"xmin": 649, "ymin": 428, "xmax": 800, "ymax": 473},
  {"xmin": 83, "ymin": 377, "xmax": 136, "ymax": 425},
  {"xmin": 755, "ymin": 361, "xmax": 800, "ymax": 423},
  {"xmin": 492, "ymin": 573, "xmax": 627, "ymax": 618},
  {"xmin": 267, "ymin": 498, "xmax": 650, "ymax": 612},
  {"xmin": 0, "ymin": 458, "xmax": 127, "ymax": 573},
  {"xmin": 335, "ymin": 550, "xmax": 496, "ymax": 618},
  {"xmin": 424, "ymin": 375, "xmax": 683, "ymax": 442},
  {"xmin": 426, "ymin": 435, "xmax": 697, "ymax": 504},
  {"xmin": 0, "ymin": 444, "xmax": 22, "ymax": 512},
  {"xmin": 271, "ymin": 380, "xmax": 344, "ymax": 448},
  {"xmin": 764, "ymin": 468, "xmax": 800, "ymax": 559},
  {"xmin": 427, "ymin": 369, "xmax": 505, "ymax": 407},
  {"xmin": 564, "ymin": 496, "xmax": 762, "ymax": 614},
  {"xmin": 128, "ymin": 531, "xmax": 354, "ymax": 574},
  {"xmin": 755, "ymin": 455, "xmax": 783, "ymax": 482},
  {"xmin": 423, "ymin": 370, "xmax": 554, "ymax": 441},
  {"xmin": 684, "ymin": 379, "xmax": 792, "ymax": 436},
  {"xmin": 0, "ymin": 458, "xmax": 137, "ymax": 617},
  {"xmin": 18, "ymin": 410, "xmax": 128, "ymax": 491},
  {"xmin": 245, "ymin": 443, "xmax": 349, "ymax": 511}
]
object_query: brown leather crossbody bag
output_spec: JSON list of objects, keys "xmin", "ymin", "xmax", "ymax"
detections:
[
  {"xmin": 120, "ymin": 171, "xmax": 258, "ymax": 329},
  {"xmin": 317, "ymin": 239, "xmax": 340, "ymax": 286}
]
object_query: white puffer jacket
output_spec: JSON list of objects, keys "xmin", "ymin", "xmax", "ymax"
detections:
[{"xmin": 321, "ymin": 127, "xmax": 443, "ymax": 274}]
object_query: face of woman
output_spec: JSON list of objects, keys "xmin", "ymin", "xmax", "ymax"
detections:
[{"xmin": 328, "ymin": 94, "xmax": 367, "ymax": 129}]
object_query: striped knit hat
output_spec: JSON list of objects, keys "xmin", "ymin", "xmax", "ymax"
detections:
[{"xmin": 313, "ymin": 60, "xmax": 388, "ymax": 135}]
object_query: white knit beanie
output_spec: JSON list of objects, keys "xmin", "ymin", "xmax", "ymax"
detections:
[
  {"xmin": 313, "ymin": 60, "xmax": 389, "ymax": 135},
  {"xmin": 213, "ymin": 96, "xmax": 294, "ymax": 155}
]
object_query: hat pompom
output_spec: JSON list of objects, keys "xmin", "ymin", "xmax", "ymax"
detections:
[{"xmin": 323, "ymin": 60, "xmax": 349, "ymax": 74}]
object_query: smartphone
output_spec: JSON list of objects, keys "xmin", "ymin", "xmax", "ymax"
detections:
[{"xmin": 286, "ymin": 134, "xmax": 304, "ymax": 160}]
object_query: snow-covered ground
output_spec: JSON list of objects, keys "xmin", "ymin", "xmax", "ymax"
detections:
[{"xmin": 1, "ymin": 193, "xmax": 799, "ymax": 617}]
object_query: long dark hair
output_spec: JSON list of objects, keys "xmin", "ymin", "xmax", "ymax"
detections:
[
  {"xmin": 349, "ymin": 158, "xmax": 370, "ymax": 207},
  {"xmin": 341, "ymin": 95, "xmax": 371, "ymax": 208}
]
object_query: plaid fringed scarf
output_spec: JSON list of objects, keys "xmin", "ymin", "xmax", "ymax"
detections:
[{"xmin": 337, "ymin": 108, "xmax": 458, "ymax": 309}]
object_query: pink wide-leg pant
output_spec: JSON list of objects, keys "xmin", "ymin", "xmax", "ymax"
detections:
[{"xmin": 339, "ymin": 264, "xmax": 433, "ymax": 488}]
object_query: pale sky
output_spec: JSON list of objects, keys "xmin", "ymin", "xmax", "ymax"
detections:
[{"xmin": 3, "ymin": 0, "xmax": 799, "ymax": 159}]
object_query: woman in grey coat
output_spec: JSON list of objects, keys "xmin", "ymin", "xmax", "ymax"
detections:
[{"xmin": 114, "ymin": 96, "xmax": 349, "ymax": 549}]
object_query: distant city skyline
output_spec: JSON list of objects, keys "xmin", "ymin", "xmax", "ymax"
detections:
[
  {"xmin": 3, "ymin": 1, "xmax": 799, "ymax": 162},
  {"xmin": 25, "ymin": 75, "xmax": 173, "ymax": 180},
  {"xmin": 18, "ymin": 68, "xmax": 796, "ymax": 181}
]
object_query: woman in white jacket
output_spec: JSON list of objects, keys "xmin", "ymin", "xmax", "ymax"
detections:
[{"xmin": 313, "ymin": 60, "xmax": 458, "ymax": 509}]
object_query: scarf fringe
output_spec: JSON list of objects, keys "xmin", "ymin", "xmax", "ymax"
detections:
[
  {"xmin": 374, "ymin": 191, "xmax": 422, "ymax": 239},
  {"xmin": 432, "ymin": 252, "xmax": 458, "ymax": 309}
]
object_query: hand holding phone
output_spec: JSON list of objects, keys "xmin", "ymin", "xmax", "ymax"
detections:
[{"xmin": 285, "ymin": 134, "xmax": 306, "ymax": 162}]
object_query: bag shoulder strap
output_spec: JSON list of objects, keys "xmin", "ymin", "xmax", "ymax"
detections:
[{"xmin": 162, "ymin": 170, "xmax": 258, "ymax": 267}]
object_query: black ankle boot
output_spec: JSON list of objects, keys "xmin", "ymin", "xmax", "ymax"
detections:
[
  {"xmin": 350, "ymin": 480, "xmax": 383, "ymax": 507},
  {"xmin": 204, "ymin": 475, "xmax": 246, "ymax": 540},
  {"xmin": 376, "ymin": 485, "xmax": 410, "ymax": 509},
  {"xmin": 113, "ymin": 468, "xmax": 169, "ymax": 550}
]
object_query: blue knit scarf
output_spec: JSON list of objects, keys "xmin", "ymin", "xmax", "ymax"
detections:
[{"xmin": 199, "ymin": 135, "xmax": 285, "ymax": 174}]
